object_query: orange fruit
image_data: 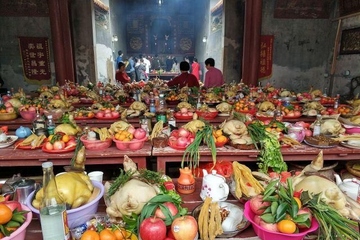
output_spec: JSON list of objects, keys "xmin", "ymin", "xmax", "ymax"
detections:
[
  {"xmin": 113, "ymin": 229, "xmax": 126, "ymax": 240},
  {"xmin": 99, "ymin": 228, "xmax": 116, "ymax": 240},
  {"xmin": 88, "ymin": 112, "xmax": 95, "ymax": 118},
  {"xmin": 0, "ymin": 204, "xmax": 12, "ymax": 225},
  {"xmin": 293, "ymin": 197, "xmax": 302, "ymax": 209},
  {"xmin": 62, "ymin": 134, "xmax": 70, "ymax": 143},
  {"xmin": 277, "ymin": 219, "xmax": 297, "ymax": 234},
  {"xmin": 81, "ymin": 230, "xmax": 100, "ymax": 240},
  {"xmin": 216, "ymin": 135, "xmax": 227, "ymax": 145}
]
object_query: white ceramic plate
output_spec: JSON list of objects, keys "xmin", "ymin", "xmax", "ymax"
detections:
[{"xmin": 0, "ymin": 135, "xmax": 18, "ymax": 148}]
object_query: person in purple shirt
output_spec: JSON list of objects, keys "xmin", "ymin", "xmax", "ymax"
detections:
[{"xmin": 204, "ymin": 58, "xmax": 224, "ymax": 88}]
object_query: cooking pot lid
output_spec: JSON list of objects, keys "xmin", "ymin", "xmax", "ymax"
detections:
[{"xmin": 13, "ymin": 179, "xmax": 35, "ymax": 188}]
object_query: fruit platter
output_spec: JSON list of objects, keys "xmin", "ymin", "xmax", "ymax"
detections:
[
  {"xmin": 73, "ymin": 108, "xmax": 95, "ymax": 120},
  {"xmin": 168, "ymin": 128, "xmax": 194, "ymax": 150},
  {"xmin": 42, "ymin": 133, "xmax": 77, "ymax": 153},
  {"xmin": 95, "ymin": 109, "xmax": 120, "ymax": 119}
]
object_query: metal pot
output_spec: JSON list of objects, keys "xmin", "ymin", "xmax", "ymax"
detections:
[{"xmin": 12, "ymin": 179, "xmax": 36, "ymax": 204}]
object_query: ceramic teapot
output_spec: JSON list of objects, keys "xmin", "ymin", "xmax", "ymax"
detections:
[
  {"xmin": 200, "ymin": 169, "xmax": 229, "ymax": 202},
  {"xmin": 334, "ymin": 173, "xmax": 359, "ymax": 200}
]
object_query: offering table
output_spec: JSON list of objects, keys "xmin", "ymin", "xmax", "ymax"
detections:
[
  {"xmin": 153, "ymin": 144, "xmax": 360, "ymax": 174},
  {"xmin": 0, "ymin": 142, "xmax": 151, "ymax": 169},
  {"xmin": 25, "ymin": 178, "xmax": 257, "ymax": 239}
]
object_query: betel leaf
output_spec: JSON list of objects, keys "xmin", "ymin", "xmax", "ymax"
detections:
[
  {"xmin": 293, "ymin": 214, "xmax": 311, "ymax": 228},
  {"xmin": 260, "ymin": 213, "xmax": 275, "ymax": 223}
]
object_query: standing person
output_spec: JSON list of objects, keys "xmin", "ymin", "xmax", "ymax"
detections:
[
  {"xmin": 167, "ymin": 61, "xmax": 199, "ymax": 88},
  {"xmin": 191, "ymin": 57, "xmax": 200, "ymax": 81},
  {"xmin": 134, "ymin": 57, "xmax": 140, "ymax": 82},
  {"xmin": 126, "ymin": 56, "xmax": 136, "ymax": 82},
  {"xmin": 184, "ymin": 56, "xmax": 192, "ymax": 73},
  {"xmin": 138, "ymin": 59, "xmax": 147, "ymax": 81},
  {"xmin": 141, "ymin": 54, "xmax": 151, "ymax": 80},
  {"xmin": 152, "ymin": 54, "xmax": 162, "ymax": 71},
  {"xmin": 204, "ymin": 58, "xmax": 224, "ymax": 88},
  {"xmin": 165, "ymin": 55, "xmax": 173, "ymax": 72},
  {"xmin": 115, "ymin": 62, "xmax": 131, "ymax": 85},
  {"xmin": 116, "ymin": 50, "xmax": 123, "ymax": 66},
  {"xmin": 171, "ymin": 57, "xmax": 180, "ymax": 73}
]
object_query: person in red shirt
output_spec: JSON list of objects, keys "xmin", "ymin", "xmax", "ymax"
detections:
[
  {"xmin": 115, "ymin": 62, "xmax": 131, "ymax": 85},
  {"xmin": 166, "ymin": 61, "xmax": 200, "ymax": 89},
  {"xmin": 191, "ymin": 57, "xmax": 201, "ymax": 81},
  {"xmin": 204, "ymin": 58, "xmax": 224, "ymax": 88}
]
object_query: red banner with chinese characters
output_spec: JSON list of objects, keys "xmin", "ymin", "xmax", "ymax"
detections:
[
  {"xmin": 258, "ymin": 35, "xmax": 274, "ymax": 80},
  {"xmin": 19, "ymin": 37, "xmax": 51, "ymax": 82}
]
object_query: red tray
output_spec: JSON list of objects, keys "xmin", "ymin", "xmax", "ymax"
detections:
[
  {"xmin": 42, "ymin": 145, "xmax": 76, "ymax": 153},
  {"xmin": 95, "ymin": 116, "xmax": 120, "ymax": 120},
  {"xmin": 174, "ymin": 114, "xmax": 193, "ymax": 120},
  {"xmin": 15, "ymin": 140, "xmax": 44, "ymax": 150},
  {"xmin": 80, "ymin": 98, "xmax": 94, "ymax": 104},
  {"xmin": 74, "ymin": 115, "xmax": 95, "ymax": 120}
]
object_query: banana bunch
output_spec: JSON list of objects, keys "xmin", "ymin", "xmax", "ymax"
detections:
[
  {"xmin": 15, "ymin": 134, "xmax": 46, "ymax": 149},
  {"xmin": 109, "ymin": 120, "xmax": 130, "ymax": 135},
  {"xmin": 91, "ymin": 127, "xmax": 111, "ymax": 141},
  {"xmin": 150, "ymin": 121, "xmax": 164, "ymax": 140}
]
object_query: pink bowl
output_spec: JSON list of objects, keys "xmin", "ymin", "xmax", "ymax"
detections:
[
  {"xmin": 25, "ymin": 180, "xmax": 104, "ymax": 227},
  {"xmin": 344, "ymin": 126, "xmax": 360, "ymax": 134},
  {"xmin": 3, "ymin": 204, "xmax": 32, "ymax": 240},
  {"xmin": 19, "ymin": 110, "xmax": 43, "ymax": 121},
  {"xmin": 80, "ymin": 135, "xmax": 112, "ymax": 150},
  {"xmin": 244, "ymin": 201, "xmax": 319, "ymax": 240},
  {"xmin": 113, "ymin": 136, "xmax": 147, "ymax": 150}
]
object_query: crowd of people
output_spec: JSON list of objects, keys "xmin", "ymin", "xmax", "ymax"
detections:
[{"xmin": 115, "ymin": 51, "xmax": 224, "ymax": 89}]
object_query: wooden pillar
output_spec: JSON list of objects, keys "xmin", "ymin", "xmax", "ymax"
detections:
[
  {"xmin": 242, "ymin": 0, "xmax": 262, "ymax": 86},
  {"xmin": 48, "ymin": 0, "xmax": 75, "ymax": 85}
]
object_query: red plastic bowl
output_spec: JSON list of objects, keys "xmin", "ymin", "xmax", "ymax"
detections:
[
  {"xmin": 343, "ymin": 125, "xmax": 360, "ymax": 134},
  {"xmin": 195, "ymin": 110, "xmax": 218, "ymax": 120},
  {"xmin": 113, "ymin": 136, "xmax": 147, "ymax": 150},
  {"xmin": 2, "ymin": 204, "xmax": 32, "ymax": 240},
  {"xmin": 80, "ymin": 135, "xmax": 112, "ymax": 150},
  {"xmin": 244, "ymin": 201, "xmax": 319, "ymax": 240}
]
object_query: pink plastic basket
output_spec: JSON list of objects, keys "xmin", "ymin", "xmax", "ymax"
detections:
[
  {"xmin": 3, "ymin": 204, "xmax": 32, "ymax": 240},
  {"xmin": 244, "ymin": 201, "xmax": 319, "ymax": 240}
]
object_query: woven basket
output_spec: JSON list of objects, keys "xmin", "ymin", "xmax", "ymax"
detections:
[
  {"xmin": 151, "ymin": 134, "xmax": 168, "ymax": 148},
  {"xmin": 346, "ymin": 161, "xmax": 360, "ymax": 178}
]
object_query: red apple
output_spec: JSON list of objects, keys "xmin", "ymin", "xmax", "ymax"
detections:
[
  {"xmin": 297, "ymin": 207, "xmax": 312, "ymax": 229},
  {"xmin": 96, "ymin": 111, "xmax": 104, "ymax": 118},
  {"xmin": 53, "ymin": 141, "xmax": 65, "ymax": 150},
  {"xmin": 155, "ymin": 202, "xmax": 179, "ymax": 220},
  {"xmin": 104, "ymin": 112, "xmax": 112, "ymax": 118},
  {"xmin": 171, "ymin": 215, "xmax": 198, "ymax": 240},
  {"xmin": 139, "ymin": 217, "xmax": 167, "ymax": 240},
  {"xmin": 305, "ymin": 129, "xmax": 312, "ymax": 137},
  {"xmin": 111, "ymin": 111, "xmax": 119, "ymax": 118},
  {"xmin": 45, "ymin": 142, "xmax": 54, "ymax": 150},
  {"xmin": 6, "ymin": 107, "xmax": 14, "ymax": 113},
  {"xmin": 104, "ymin": 109, "xmax": 111, "ymax": 114},
  {"xmin": 28, "ymin": 106, "xmax": 36, "ymax": 112},
  {"xmin": 3, "ymin": 201, "xmax": 22, "ymax": 212},
  {"xmin": 286, "ymin": 112, "xmax": 295, "ymax": 117},
  {"xmin": 2, "ymin": 95, "xmax": 10, "ymax": 102},
  {"xmin": 294, "ymin": 110, "xmax": 302, "ymax": 117},
  {"xmin": 4, "ymin": 102, "xmax": 12, "ymax": 108}
]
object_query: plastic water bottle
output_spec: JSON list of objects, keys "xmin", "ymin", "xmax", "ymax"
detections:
[
  {"xmin": 40, "ymin": 162, "xmax": 71, "ymax": 240},
  {"xmin": 47, "ymin": 115, "xmax": 56, "ymax": 136}
]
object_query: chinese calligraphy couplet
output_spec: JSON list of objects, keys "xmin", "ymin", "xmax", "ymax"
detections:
[
  {"xmin": 19, "ymin": 37, "xmax": 51, "ymax": 82},
  {"xmin": 258, "ymin": 35, "xmax": 274, "ymax": 80}
]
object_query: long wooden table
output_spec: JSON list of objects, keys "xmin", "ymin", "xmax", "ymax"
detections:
[
  {"xmin": 0, "ymin": 142, "xmax": 151, "ymax": 169},
  {"xmin": 153, "ymin": 144, "xmax": 360, "ymax": 173},
  {"xmin": 25, "ymin": 178, "xmax": 257, "ymax": 240}
]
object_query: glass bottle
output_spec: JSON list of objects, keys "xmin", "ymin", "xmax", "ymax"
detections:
[
  {"xmin": 156, "ymin": 94, "xmax": 167, "ymax": 123},
  {"xmin": 47, "ymin": 115, "xmax": 56, "ymax": 136},
  {"xmin": 33, "ymin": 108, "xmax": 46, "ymax": 134},
  {"xmin": 274, "ymin": 101, "xmax": 283, "ymax": 122},
  {"xmin": 149, "ymin": 98, "xmax": 156, "ymax": 114},
  {"xmin": 168, "ymin": 109, "xmax": 176, "ymax": 129},
  {"xmin": 40, "ymin": 162, "xmax": 70, "ymax": 240},
  {"xmin": 334, "ymin": 94, "xmax": 340, "ymax": 110},
  {"xmin": 312, "ymin": 114, "xmax": 322, "ymax": 136}
]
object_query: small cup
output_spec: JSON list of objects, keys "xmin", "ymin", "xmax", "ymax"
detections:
[{"xmin": 88, "ymin": 171, "xmax": 104, "ymax": 182}]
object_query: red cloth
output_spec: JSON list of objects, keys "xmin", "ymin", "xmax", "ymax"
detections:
[
  {"xmin": 115, "ymin": 70, "xmax": 130, "ymax": 85},
  {"xmin": 191, "ymin": 62, "xmax": 200, "ymax": 80},
  {"xmin": 204, "ymin": 67, "xmax": 224, "ymax": 88},
  {"xmin": 167, "ymin": 72, "xmax": 200, "ymax": 88}
]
